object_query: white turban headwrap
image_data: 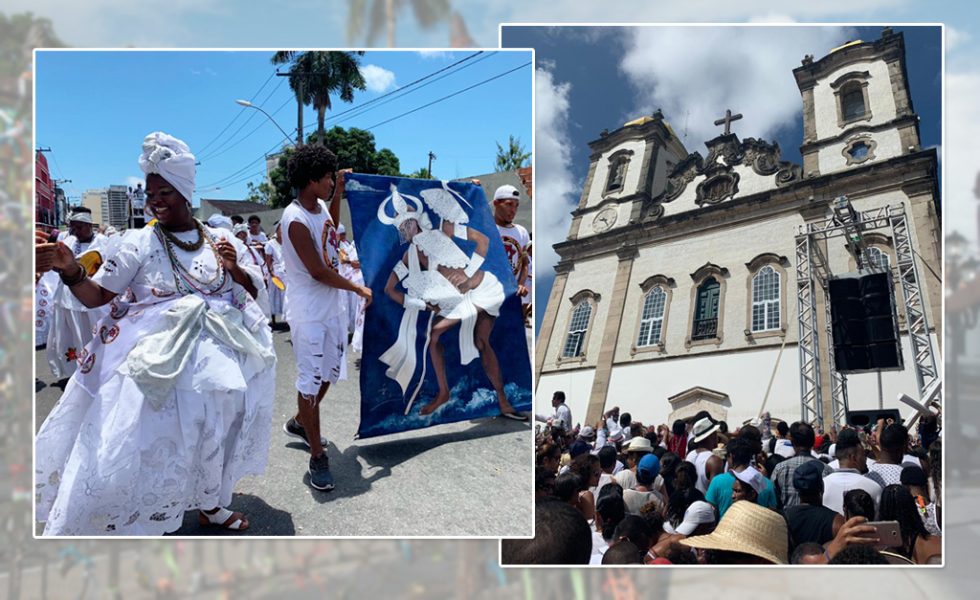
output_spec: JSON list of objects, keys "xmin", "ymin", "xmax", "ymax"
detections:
[
  {"xmin": 206, "ymin": 214, "xmax": 234, "ymax": 232},
  {"xmin": 139, "ymin": 131, "xmax": 196, "ymax": 204}
]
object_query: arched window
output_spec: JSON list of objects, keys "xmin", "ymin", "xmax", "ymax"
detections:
[
  {"xmin": 867, "ymin": 246, "xmax": 890, "ymax": 270},
  {"xmin": 841, "ymin": 84, "xmax": 866, "ymax": 121},
  {"xmin": 637, "ymin": 286, "xmax": 667, "ymax": 347},
  {"xmin": 562, "ymin": 301, "xmax": 593, "ymax": 358},
  {"xmin": 692, "ymin": 277, "xmax": 720, "ymax": 340},
  {"xmin": 751, "ymin": 266, "xmax": 780, "ymax": 332}
]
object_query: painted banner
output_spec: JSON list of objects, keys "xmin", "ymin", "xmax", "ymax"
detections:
[{"xmin": 346, "ymin": 173, "xmax": 532, "ymax": 439}]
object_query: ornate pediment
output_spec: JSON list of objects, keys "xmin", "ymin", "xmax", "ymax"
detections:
[
  {"xmin": 654, "ymin": 135, "xmax": 803, "ymax": 210},
  {"xmin": 667, "ymin": 386, "xmax": 731, "ymax": 423}
]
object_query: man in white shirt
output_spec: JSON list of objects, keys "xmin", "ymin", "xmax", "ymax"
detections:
[
  {"xmin": 822, "ymin": 430, "xmax": 884, "ymax": 515},
  {"xmin": 492, "ymin": 184, "xmax": 530, "ymax": 321},
  {"xmin": 536, "ymin": 390, "xmax": 573, "ymax": 433},
  {"xmin": 247, "ymin": 214, "xmax": 269, "ymax": 245}
]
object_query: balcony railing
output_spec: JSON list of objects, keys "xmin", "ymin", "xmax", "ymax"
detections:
[{"xmin": 692, "ymin": 317, "xmax": 718, "ymax": 340}]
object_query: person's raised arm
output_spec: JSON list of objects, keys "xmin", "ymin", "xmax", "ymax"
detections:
[
  {"xmin": 330, "ymin": 169, "xmax": 352, "ymax": 233},
  {"xmin": 36, "ymin": 231, "xmax": 115, "ymax": 308},
  {"xmin": 288, "ymin": 221, "xmax": 372, "ymax": 307}
]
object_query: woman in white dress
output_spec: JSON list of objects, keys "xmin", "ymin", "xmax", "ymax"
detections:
[{"xmin": 34, "ymin": 132, "xmax": 275, "ymax": 535}]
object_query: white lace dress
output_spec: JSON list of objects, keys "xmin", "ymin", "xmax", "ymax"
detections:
[{"xmin": 35, "ymin": 224, "xmax": 275, "ymax": 536}]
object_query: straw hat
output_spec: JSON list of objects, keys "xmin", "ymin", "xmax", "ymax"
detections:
[{"xmin": 679, "ymin": 500, "xmax": 788, "ymax": 564}]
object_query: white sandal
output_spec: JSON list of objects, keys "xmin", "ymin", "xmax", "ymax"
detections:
[{"xmin": 198, "ymin": 507, "xmax": 249, "ymax": 531}]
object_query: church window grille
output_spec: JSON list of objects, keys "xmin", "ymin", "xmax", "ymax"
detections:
[
  {"xmin": 563, "ymin": 301, "xmax": 593, "ymax": 358},
  {"xmin": 637, "ymin": 286, "xmax": 667, "ymax": 347},
  {"xmin": 751, "ymin": 266, "xmax": 780, "ymax": 332}
]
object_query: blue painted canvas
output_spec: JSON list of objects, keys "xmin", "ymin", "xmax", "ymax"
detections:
[{"xmin": 346, "ymin": 173, "xmax": 532, "ymax": 439}]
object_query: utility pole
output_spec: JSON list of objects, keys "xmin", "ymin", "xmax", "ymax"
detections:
[
  {"xmin": 276, "ymin": 71, "xmax": 303, "ymax": 147},
  {"xmin": 427, "ymin": 151, "xmax": 437, "ymax": 178}
]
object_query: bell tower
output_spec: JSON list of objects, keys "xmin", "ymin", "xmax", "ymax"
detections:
[{"xmin": 794, "ymin": 27, "xmax": 920, "ymax": 177}]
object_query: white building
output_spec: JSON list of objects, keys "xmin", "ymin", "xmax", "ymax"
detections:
[
  {"xmin": 81, "ymin": 188, "xmax": 106, "ymax": 225},
  {"xmin": 535, "ymin": 29, "xmax": 941, "ymax": 430}
]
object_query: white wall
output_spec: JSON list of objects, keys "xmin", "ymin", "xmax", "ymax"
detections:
[
  {"xmin": 817, "ymin": 127, "xmax": 904, "ymax": 173},
  {"xmin": 583, "ymin": 139, "xmax": 649, "ymax": 209},
  {"xmin": 605, "ymin": 345, "xmax": 800, "ymax": 428},
  {"xmin": 812, "ymin": 59, "xmax": 897, "ymax": 141},
  {"xmin": 536, "ymin": 370, "xmax": 597, "ymax": 431}
]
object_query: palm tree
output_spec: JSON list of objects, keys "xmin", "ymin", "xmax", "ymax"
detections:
[
  {"xmin": 271, "ymin": 51, "xmax": 367, "ymax": 146},
  {"xmin": 494, "ymin": 135, "xmax": 531, "ymax": 171},
  {"xmin": 347, "ymin": 0, "xmax": 449, "ymax": 47}
]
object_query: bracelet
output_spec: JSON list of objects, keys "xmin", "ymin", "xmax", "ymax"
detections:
[{"xmin": 60, "ymin": 263, "xmax": 87, "ymax": 287}]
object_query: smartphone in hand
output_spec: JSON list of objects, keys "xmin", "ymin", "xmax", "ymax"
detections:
[{"xmin": 867, "ymin": 520, "xmax": 903, "ymax": 549}]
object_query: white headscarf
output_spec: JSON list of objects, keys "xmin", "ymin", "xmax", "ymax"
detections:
[
  {"xmin": 139, "ymin": 132, "xmax": 196, "ymax": 204},
  {"xmin": 206, "ymin": 214, "xmax": 234, "ymax": 232}
]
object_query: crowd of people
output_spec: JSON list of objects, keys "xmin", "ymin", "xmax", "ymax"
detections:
[
  {"xmin": 33, "ymin": 132, "xmax": 531, "ymax": 535},
  {"xmin": 511, "ymin": 392, "xmax": 943, "ymax": 565}
]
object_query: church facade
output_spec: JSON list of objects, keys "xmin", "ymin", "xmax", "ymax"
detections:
[{"xmin": 535, "ymin": 29, "xmax": 941, "ymax": 430}]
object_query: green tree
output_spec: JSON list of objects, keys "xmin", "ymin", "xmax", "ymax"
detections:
[
  {"xmin": 346, "ymin": 0, "xmax": 449, "ymax": 47},
  {"xmin": 271, "ymin": 51, "xmax": 367, "ymax": 146},
  {"xmin": 494, "ymin": 134, "xmax": 531, "ymax": 171},
  {"xmin": 265, "ymin": 127, "xmax": 405, "ymax": 207},
  {"xmin": 245, "ymin": 180, "xmax": 273, "ymax": 205},
  {"xmin": 374, "ymin": 148, "xmax": 401, "ymax": 176},
  {"xmin": 267, "ymin": 147, "xmax": 295, "ymax": 208},
  {"xmin": 406, "ymin": 167, "xmax": 432, "ymax": 179}
]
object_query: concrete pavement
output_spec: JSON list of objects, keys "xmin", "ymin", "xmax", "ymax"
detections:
[{"xmin": 34, "ymin": 324, "xmax": 533, "ymax": 537}]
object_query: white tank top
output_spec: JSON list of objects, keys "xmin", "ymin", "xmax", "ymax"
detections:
[{"xmin": 686, "ymin": 448, "xmax": 712, "ymax": 494}]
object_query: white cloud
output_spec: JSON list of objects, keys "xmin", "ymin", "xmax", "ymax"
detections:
[
  {"xmin": 418, "ymin": 50, "xmax": 451, "ymax": 59},
  {"xmin": 619, "ymin": 26, "xmax": 855, "ymax": 151},
  {"xmin": 360, "ymin": 64, "xmax": 397, "ymax": 93},
  {"xmin": 945, "ymin": 71, "xmax": 980, "ymax": 243},
  {"xmin": 947, "ymin": 26, "xmax": 971, "ymax": 51},
  {"xmin": 534, "ymin": 66, "xmax": 576, "ymax": 278}
]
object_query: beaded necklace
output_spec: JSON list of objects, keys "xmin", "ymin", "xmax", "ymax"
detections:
[{"xmin": 154, "ymin": 220, "xmax": 227, "ymax": 296}]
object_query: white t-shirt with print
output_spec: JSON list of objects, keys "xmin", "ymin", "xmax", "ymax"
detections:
[{"xmin": 280, "ymin": 199, "xmax": 346, "ymax": 326}]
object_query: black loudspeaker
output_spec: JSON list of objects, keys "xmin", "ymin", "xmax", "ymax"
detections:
[
  {"xmin": 828, "ymin": 271, "xmax": 903, "ymax": 373},
  {"xmin": 845, "ymin": 408, "xmax": 902, "ymax": 430}
]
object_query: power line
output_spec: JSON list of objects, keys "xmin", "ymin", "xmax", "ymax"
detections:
[
  {"xmin": 196, "ymin": 55, "xmax": 529, "ymax": 194},
  {"xmin": 197, "ymin": 52, "xmax": 488, "ymax": 187},
  {"xmin": 199, "ymin": 93, "xmax": 293, "ymax": 163},
  {"xmin": 364, "ymin": 61, "xmax": 531, "ymax": 131},
  {"xmin": 329, "ymin": 52, "xmax": 496, "ymax": 128},
  {"xmin": 196, "ymin": 70, "xmax": 277, "ymax": 155},
  {"xmin": 197, "ymin": 77, "xmax": 287, "ymax": 161}
]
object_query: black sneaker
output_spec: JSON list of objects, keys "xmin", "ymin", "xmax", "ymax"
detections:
[
  {"xmin": 283, "ymin": 418, "xmax": 327, "ymax": 448},
  {"xmin": 308, "ymin": 453, "xmax": 335, "ymax": 491}
]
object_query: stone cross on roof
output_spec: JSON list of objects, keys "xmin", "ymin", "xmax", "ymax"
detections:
[{"xmin": 713, "ymin": 109, "xmax": 743, "ymax": 136}]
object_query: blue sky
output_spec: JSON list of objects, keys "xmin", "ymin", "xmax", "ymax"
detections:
[
  {"xmin": 499, "ymin": 25, "xmax": 941, "ymax": 331},
  {"xmin": 35, "ymin": 50, "xmax": 532, "ymax": 205}
]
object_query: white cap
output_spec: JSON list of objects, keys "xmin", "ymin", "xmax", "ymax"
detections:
[
  {"xmin": 337, "ymin": 223, "xmax": 346, "ymax": 234},
  {"xmin": 493, "ymin": 184, "xmax": 521, "ymax": 201},
  {"xmin": 734, "ymin": 466, "xmax": 766, "ymax": 495},
  {"xmin": 233, "ymin": 223, "xmax": 249, "ymax": 236},
  {"xmin": 69, "ymin": 211, "xmax": 93, "ymax": 224}
]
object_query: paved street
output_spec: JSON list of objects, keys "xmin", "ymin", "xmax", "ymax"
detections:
[{"xmin": 34, "ymin": 325, "xmax": 534, "ymax": 537}]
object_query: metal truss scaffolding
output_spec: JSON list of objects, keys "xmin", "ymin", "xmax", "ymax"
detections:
[{"xmin": 795, "ymin": 199, "xmax": 940, "ymax": 428}]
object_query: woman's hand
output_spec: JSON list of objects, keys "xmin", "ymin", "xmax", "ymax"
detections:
[
  {"xmin": 35, "ymin": 230, "xmax": 74, "ymax": 273},
  {"xmin": 215, "ymin": 238, "xmax": 239, "ymax": 273}
]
